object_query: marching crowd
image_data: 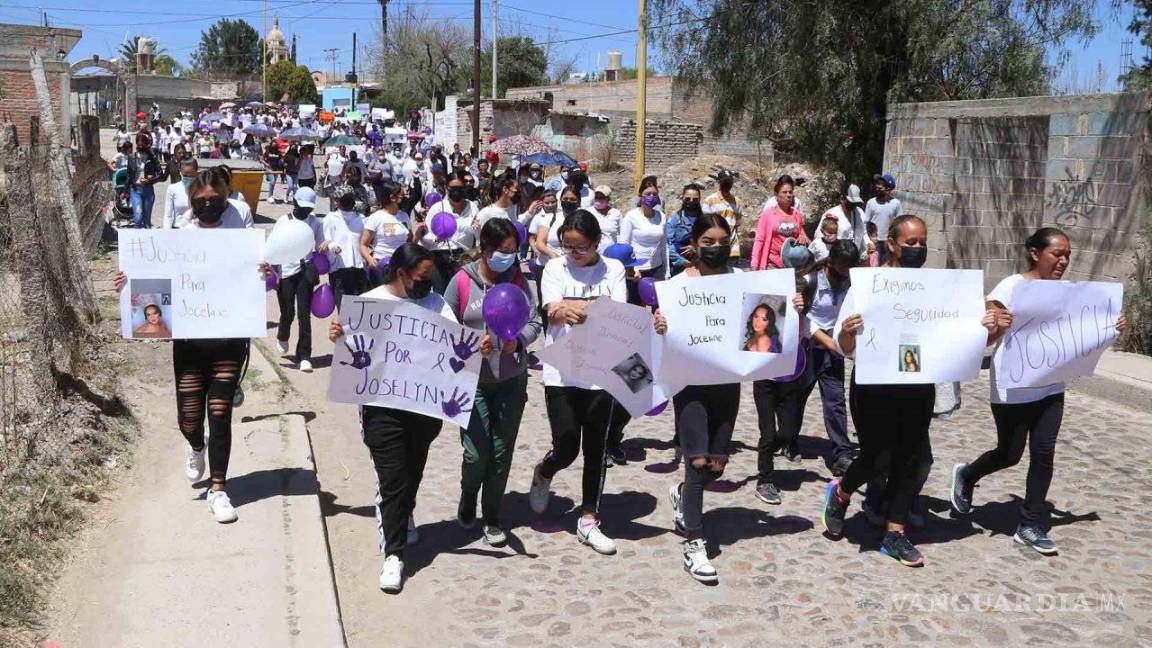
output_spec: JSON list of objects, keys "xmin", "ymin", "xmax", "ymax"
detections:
[{"xmin": 111, "ymin": 102, "xmax": 1126, "ymax": 593}]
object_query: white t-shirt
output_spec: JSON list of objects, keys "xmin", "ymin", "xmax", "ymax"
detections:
[
  {"xmin": 228, "ymin": 197, "xmax": 254, "ymax": 228},
  {"xmin": 363, "ymin": 209, "xmax": 411, "ymax": 261},
  {"xmin": 987, "ymin": 274, "xmax": 1065, "ymax": 405},
  {"xmin": 864, "ymin": 197, "xmax": 901, "ymax": 240},
  {"xmin": 322, "ymin": 210, "xmax": 366, "ymax": 270},
  {"xmin": 326, "ymin": 154, "xmax": 347, "ymax": 178},
  {"xmin": 592, "ymin": 207, "xmax": 622, "ymax": 251},
  {"xmin": 419, "ymin": 199, "xmax": 478, "ymax": 252},
  {"xmin": 539, "ymin": 255, "xmax": 628, "ymax": 388},
  {"xmin": 619, "ymin": 207, "xmax": 668, "ymax": 274},
  {"xmin": 163, "ymin": 180, "xmax": 191, "ymax": 229},
  {"xmin": 476, "ymin": 203, "xmax": 518, "ymax": 228},
  {"xmin": 359, "ymin": 284, "xmax": 456, "ymax": 322},
  {"xmin": 529, "ymin": 210, "xmax": 564, "ymax": 260}
]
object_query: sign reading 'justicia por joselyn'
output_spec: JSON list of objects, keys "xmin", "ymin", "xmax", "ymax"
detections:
[{"xmin": 326, "ymin": 296, "xmax": 485, "ymax": 426}]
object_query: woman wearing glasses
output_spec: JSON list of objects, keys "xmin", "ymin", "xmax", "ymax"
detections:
[{"xmin": 528, "ymin": 210, "xmax": 628, "ymax": 556}]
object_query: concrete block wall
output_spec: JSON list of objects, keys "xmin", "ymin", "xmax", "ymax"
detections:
[
  {"xmin": 613, "ymin": 119, "xmax": 704, "ymax": 172},
  {"xmin": 884, "ymin": 93, "xmax": 1150, "ymax": 290}
]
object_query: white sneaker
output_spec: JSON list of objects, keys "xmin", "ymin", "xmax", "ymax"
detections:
[
  {"xmin": 298, "ymin": 359, "xmax": 313, "ymax": 372},
  {"xmin": 207, "ymin": 490, "xmax": 238, "ymax": 523},
  {"xmin": 379, "ymin": 555, "xmax": 403, "ymax": 593},
  {"xmin": 668, "ymin": 482, "xmax": 685, "ymax": 533},
  {"xmin": 185, "ymin": 446, "xmax": 206, "ymax": 482},
  {"xmin": 406, "ymin": 515, "xmax": 420, "ymax": 546},
  {"xmin": 576, "ymin": 518, "xmax": 617, "ymax": 555},
  {"xmin": 276, "ymin": 339, "xmax": 289, "ymax": 354},
  {"xmin": 482, "ymin": 525, "xmax": 507, "ymax": 547},
  {"xmin": 529, "ymin": 463, "xmax": 552, "ymax": 514},
  {"xmin": 682, "ymin": 538, "xmax": 718, "ymax": 583}
]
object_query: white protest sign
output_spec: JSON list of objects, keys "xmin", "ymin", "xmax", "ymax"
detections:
[
  {"xmin": 326, "ymin": 296, "xmax": 483, "ymax": 427},
  {"xmin": 537, "ymin": 297, "xmax": 674, "ymax": 417},
  {"xmin": 850, "ymin": 268, "xmax": 986, "ymax": 385},
  {"xmin": 655, "ymin": 270, "xmax": 800, "ymax": 385},
  {"xmin": 993, "ymin": 280, "xmax": 1123, "ymax": 389},
  {"xmin": 118, "ymin": 229, "xmax": 266, "ymax": 340}
]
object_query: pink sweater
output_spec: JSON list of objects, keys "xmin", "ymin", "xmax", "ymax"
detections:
[{"xmin": 751, "ymin": 205, "xmax": 808, "ymax": 269}]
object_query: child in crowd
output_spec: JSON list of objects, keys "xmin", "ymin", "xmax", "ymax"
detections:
[
  {"xmin": 808, "ymin": 217, "xmax": 839, "ymax": 263},
  {"xmin": 865, "ymin": 221, "xmax": 880, "ymax": 267}
]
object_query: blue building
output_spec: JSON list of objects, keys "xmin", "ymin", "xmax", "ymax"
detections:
[{"xmin": 322, "ymin": 87, "xmax": 356, "ymax": 112}]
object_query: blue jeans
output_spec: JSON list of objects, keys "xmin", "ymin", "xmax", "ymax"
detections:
[
  {"xmin": 265, "ymin": 173, "xmax": 279, "ymax": 200},
  {"xmin": 131, "ymin": 185, "xmax": 155, "ymax": 228},
  {"xmin": 285, "ymin": 174, "xmax": 298, "ymax": 199}
]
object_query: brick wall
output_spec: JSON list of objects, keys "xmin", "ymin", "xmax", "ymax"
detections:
[
  {"xmin": 613, "ymin": 119, "xmax": 704, "ymax": 172},
  {"xmin": 884, "ymin": 93, "xmax": 1150, "ymax": 289},
  {"xmin": 0, "ymin": 24, "xmax": 80, "ymax": 144}
]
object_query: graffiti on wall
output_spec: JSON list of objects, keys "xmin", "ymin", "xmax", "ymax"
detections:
[{"xmin": 1046, "ymin": 168, "xmax": 1100, "ymax": 227}]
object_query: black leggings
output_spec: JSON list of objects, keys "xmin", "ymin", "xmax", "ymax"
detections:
[
  {"xmin": 173, "ymin": 339, "xmax": 247, "ymax": 485},
  {"xmin": 329, "ymin": 267, "xmax": 369, "ymax": 313},
  {"xmin": 362, "ymin": 405, "xmax": 442, "ymax": 558},
  {"xmin": 965, "ymin": 393, "xmax": 1064, "ymax": 527},
  {"xmin": 675, "ymin": 383, "xmax": 740, "ymax": 540},
  {"xmin": 540, "ymin": 386, "xmax": 619, "ymax": 514},
  {"xmin": 753, "ymin": 377, "xmax": 810, "ymax": 483},
  {"xmin": 277, "ymin": 269, "xmax": 317, "ymax": 361},
  {"xmin": 840, "ymin": 374, "xmax": 934, "ymax": 526}
]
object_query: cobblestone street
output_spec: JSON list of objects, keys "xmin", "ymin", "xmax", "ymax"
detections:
[{"xmin": 304, "ymin": 356, "xmax": 1152, "ymax": 647}]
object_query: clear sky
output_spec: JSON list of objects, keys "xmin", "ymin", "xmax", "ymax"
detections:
[{"xmin": 0, "ymin": 0, "xmax": 1145, "ymax": 92}]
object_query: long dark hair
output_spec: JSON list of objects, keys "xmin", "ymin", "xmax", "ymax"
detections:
[
  {"xmin": 744, "ymin": 304, "xmax": 779, "ymax": 348},
  {"xmin": 557, "ymin": 209, "xmax": 602, "ymax": 244},
  {"xmin": 689, "ymin": 213, "xmax": 731, "ymax": 244},
  {"xmin": 381, "ymin": 243, "xmax": 432, "ymax": 284},
  {"xmin": 479, "ymin": 217, "xmax": 520, "ymax": 251}
]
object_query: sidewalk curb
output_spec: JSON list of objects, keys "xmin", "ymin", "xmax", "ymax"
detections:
[
  {"xmin": 1067, "ymin": 350, "xmax": 1152, "ymax": 413},
  {"xmin": 246, "ymin": 342, "xmax": 348, "ymax": 647}
]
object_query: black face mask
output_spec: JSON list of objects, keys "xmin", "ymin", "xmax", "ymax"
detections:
[
  {"xmin": 561, "ymin": 200, "xmax": 579, "ymax": 216},
  {"xmin": 682, "ymin": 199, "xmax": 701, "ymax": 214},
  {"xmin": 193, "ymin": 200, "xmax": 226, "ymax": 224},
  {"xmin": 898, "ymin": 245, "xmax": 927, "ymax": 268},
  {"xmin": 406, "ymin": 278, "xmax": 433, "ymax": 300},
  {"xmin": 509, "ymin": 191, "xmax": 521, "ymax": 204},
  {"xmin": 448, "ymin": 186, "xmax": 467, "ymax": 202},
  {"xmin": 293, "ymin": 206, "xmax": 313, "ymax": 220},
  {"xmin": 697, "ymin": 245, "xmax": 729, "ymax": 269},
  {"xmin": 338, "ymin": 194, "xmax": 357, "ymax": 211}
]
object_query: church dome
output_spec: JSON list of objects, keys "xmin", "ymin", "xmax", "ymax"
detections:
[{"xmin": 267, "ymin": 17, "xmax": 286, "ymax": 46}]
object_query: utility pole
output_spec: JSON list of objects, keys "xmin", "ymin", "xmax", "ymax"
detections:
[
  {"xmin": 324, "ymin": 48, "xmax": 339, "ymax": 84},
  {"xmin": 378, "ymin": 0, "xmax": 389, "ymax": 82},
  {"xmin": 262, "ymin": 0, "xmax": 268, "ymax": 102},
  {"xmin": 634, "ymin": 0, "xmax": 648, "ymax": 189},
  {"xmin": 491, "ymin": 0, "xmax": 498, "ymax": 98},
  {"xmin": 472, "ymin": 0, "xmax": 481, "ymax": 156}
]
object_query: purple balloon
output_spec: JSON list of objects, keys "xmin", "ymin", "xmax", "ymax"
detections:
[
  {"xmin": 310, "ymin": 284, "xmax": 336, "ymax": 318},
  {"xmin": 482, "ymin": 283, "xmax": 531, "ymax": 342},
  {"xmin": 310, "ymin": 251, "xmax": 330, "ymax": 275},
  {"xmin": 430, "ymin": 211, "xmax": 457, "ymax": 239},
  {"xmin": 637, "ymin": 277, "xmax": 659, "ymax": 307},
  {"xmin": 646, "ymin": 401, "xmax": 668, "ymax": 417},
  {"xmin": 512, "ymin": 219, "xmax": 527, "ymax": 246},
  {"xmin": 424, "ymin": 191, "xmax": 443, "ymax": 208},
  {"xmin": 774, "ymin": 339, "xmax": 809, "ymax": 382},
  {"xmin": 265, "ymin": 270, "xmax": 279, "ymax": 292},
  {"xmin": 528, "ymin": 256, "xmax": 541, "ymax": 275}
]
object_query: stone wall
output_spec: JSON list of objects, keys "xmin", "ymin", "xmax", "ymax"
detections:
[
  {"xmin": 613, "ymin": 119, "xmax": 704, "ymax": 172},
  {"xmin": 884, "ymin": 93, "xmax": 1150, "ymax": 288}
]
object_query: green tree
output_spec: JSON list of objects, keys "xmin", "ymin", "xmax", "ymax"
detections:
[
  {"xmin": 267, "ymin": 60, "xmax": 320, "ymax": 104},
  {"xmin": 1121, "ymin": 0, "xmax": 1152, "ymax": 89},
  {"xmin": 481, "ymin": 36, "xmax": 549, "ymax": 97},
  {"xmin": 617, "ymin": 66, "xmax": 659, "ymax": 80},
  {"xmin": 116, "ymin": 36, "xmax": 181, "ymax": 76},
  {"xmin": 651, "ymin": 0, "xmax": 1098, "ymax": 178},
  {"xmin": 190, "ymin": 18, "xmax": 263, "ymax": 77},
  {"xmin": 365, "ymin": 6, "xmax": 472, "ymax": 116}
]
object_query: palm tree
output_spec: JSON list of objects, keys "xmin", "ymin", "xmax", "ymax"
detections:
[{"xmin": 117, "ymin": 36, "xmax": 182, "ymax": 76}]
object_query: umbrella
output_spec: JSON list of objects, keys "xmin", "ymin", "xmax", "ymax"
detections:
[
  {"xmin": 323, "ymin": 134, "xmax": 361, "ymax": 147},
  {"xmin": 135, "ymin": 111, "xmax": 147, "ymax": 120},
  {"xmin": 346, "ymin": 111, "xmax": 364, "ymax": 122},
  {"xmin": 219, "ymin": 102, "xmax": 236, "ymax": 110},
  {"xmin": 516, "ymin": 150, "xmax": 579, "ymax": 168},
  {"xmin": 245, "ymin": 100, "xmax": 264, "ymax": 108},
  {"xmin": 201, "ymin": 111, "xmax": 225, "ymax": 123},
  {"xmin": 279, "ymin": 127, "xmax": 321, "ymax": 141},
  {"xmin": 242, "ymin": 123, "xmax": 277, "ymax": 137},
  {"xmin": 489, "ymin": 134, "xmax": 553, "ymax": 156}
]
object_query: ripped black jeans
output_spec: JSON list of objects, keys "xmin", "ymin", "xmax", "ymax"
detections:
[{"xmin": 173, "ymin": 339, "xmax": 247, "ymax": 486}]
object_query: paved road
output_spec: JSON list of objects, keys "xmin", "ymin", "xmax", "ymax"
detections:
[{"xmin": 107, "ymin": 135, "xmax": 1152, "ymax": 645}]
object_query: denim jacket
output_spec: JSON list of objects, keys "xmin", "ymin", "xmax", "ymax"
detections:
[{"xmin": 665, "ymin": 209, "xmax": 699, "ymax": 272}]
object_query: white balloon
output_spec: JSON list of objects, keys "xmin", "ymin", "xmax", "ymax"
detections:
[{"xmin": 264, "ymin": 218, "xmax": 316, "ymax": 265}]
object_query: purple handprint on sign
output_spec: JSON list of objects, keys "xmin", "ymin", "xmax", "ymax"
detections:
[
  {"xmin": 441, "ymin": 387, "xmax": 473, "ymax": 418},
  {"xmin": 340, "ymin": 334, "xmax": 375, "ymax": 370},
  {"xmin": 451, "ymin": 329, "xmax": 481, "ymax": 362}
]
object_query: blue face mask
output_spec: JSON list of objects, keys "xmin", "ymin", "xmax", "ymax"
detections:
[
  {"xmin": 488, "ymin": 251, "xmax": 516, "ymax": 273},
  {"xmin": 182, "ymin": 177, "xmax": 193, "ymax": 190}
]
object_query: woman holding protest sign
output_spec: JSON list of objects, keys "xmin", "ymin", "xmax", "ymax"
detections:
[
  {"xmin": 823, "ymin": 214, "xmax": 1002, "ymax": 567},
  {"xmin": 444, "ymin": 219, "xmax": 541, "ymax": 547},
  {"xmin": 651, "ymin": 213, "xmax": 743, "ymax": 583},
  {"xmin": 528, "ymin": 210, "xmax": 627, "ymax": 556},
  {"xmin": 329, "ymin": 243, "xmax": 456, "ymax": 593},
  {"xmin": 113, "ymin": 169, "xmax": 263, "ymax": 525},
  {"xmin": 950, "ymin": 227, "xmax": 1126, "ymax": 555}
]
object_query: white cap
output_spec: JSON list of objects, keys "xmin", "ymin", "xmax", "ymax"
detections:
[
  {"xmin": 846, "ymin": 184, "xmax": 864, "ymax": 205},
  {"xmin": 293, "ymin": 186, "xmax": 317, "ymax": 208}
]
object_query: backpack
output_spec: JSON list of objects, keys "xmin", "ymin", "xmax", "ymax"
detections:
[{"xmin": 455, "ymin": 267, "xmax": 527, "ymax": 317}]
